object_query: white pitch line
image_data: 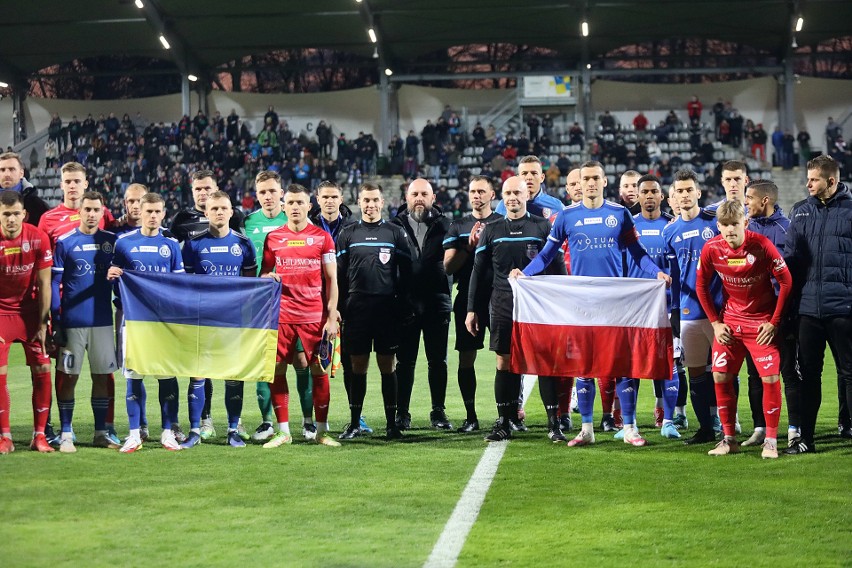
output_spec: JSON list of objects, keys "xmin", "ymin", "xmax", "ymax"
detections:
[{"xmin": 423, "ymin": 376, "xmax": 537, "ymax": 568}]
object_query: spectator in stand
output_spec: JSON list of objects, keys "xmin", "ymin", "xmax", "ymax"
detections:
[
  {"xmin": 542, "ymin": 114, "xmax": 554, "ymax": 140},
  {"xmin": 316, "ymin": 120, "xmax": 332, "ymax": 158},
  {"xmin": 389, "ymin": 134, "xmax": 404, "ymax": 176},
  {"xmin": 719, "ymin": 119, "xmax": 731, "ymax": 145},
  {"xmin": 426, "ymin": 144, "xmax": 441, "ymax": 184},
  {"xmin": 545, "ymin": 162, "xmax": 561, "ymax": 190},
  {"xmin": 712, "ymin": 97, "xmax": 725, "ymax": 137},
  {"xmin": 797, "ymin": 129, "xmax": 812, "ymax": 166},
  {"xmin": 516, "ymin": 132, "xmax": 530, "ymax": 156},
  {"xmin": 782, "ymin": 130, "xmax": 796, "ymax": 170},
  {"xmin": 48, "ymin": 113, "xmax": 63, "ymax": 151},
  {"xmin": 471, "ymin": 122, "xmax": 486, "ymax": 146},
  {"xmin": 264, "ymin": 106, "xmax": 279, "ymax": 131},
  {"xmin": 44, "ymin": 138, "xmax": 59, "ymax": 168},
  {"xmin": 687, "ymin": 95, "xmax": 702, "ymax": 126},
  {"xmin": 665, "ymin": 110, "xmax": 681, "ymax": 129},
  {"xmin": 633, "ymin": 111, "xmax": 649, "ymax": 132},
  {"xmin": 825, "ymin": 116, "xmax": 842, "ymax": 148},
  {"xmin": 653, "ymin": 120, "xmax": 669, "ymax": 143},
  {"xmin": 421, "ymin": 120, "xmax": 438, "ymax": 150},
  {"xmin": 728, "ymin": 109, "xmax": 744, "ymax": 148},
  {"xmin": 599, "ymin": 111, "xmax": 617, "ymax": 132},
  {"xmin": 446, "ymin": 144, "xmax": 460, "ymax": 179},
  {"xmin": 772, "ymin": 126, "xmax": 785, "ymax": 167},
  {"xmin": 527, "ymin": 114, "xmax": 540, "ymax": 143},
  {"xmin": 448, "ymin": 112, "xmax": 461, "ymax": 139},
  {"xmin": 226, "ymin": 109, "xmax": 239, "ymax": 142},
  {"xmin": 502, "ymin": 143, "xmax": 518, "ymax": 164},
  {"xmin": 751, "ymin": 124, "xmax": 768, "ymax": 162},
  {"xmin": 556, "ymin": 153, "xmax": 572, "ymax": 176}
]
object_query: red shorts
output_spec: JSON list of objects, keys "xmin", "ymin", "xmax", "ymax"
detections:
[
  {"xmin": 711, "ymin": 323, "xmax": 780, "ymax": 378},
  {"xmin": 277, "ymin": 321, "xmax": 324, "ymax": 365},
  {"xmin": 0, "ymin": 313, "xmax": 51, "ymax": 367}
]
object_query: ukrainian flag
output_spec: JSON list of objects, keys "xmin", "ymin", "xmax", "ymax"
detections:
[
  {"xmin": 552, "ymin": 76, "xmax": 571, "ymax": 94},
  {"xmin": 119, "ymin": 271, "xmax": 281, "ymax": 382}
]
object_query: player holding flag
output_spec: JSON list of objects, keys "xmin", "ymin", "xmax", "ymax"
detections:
[{"xmin": 696, "ymin": 200, "xmax": 792, "ymax": 459}]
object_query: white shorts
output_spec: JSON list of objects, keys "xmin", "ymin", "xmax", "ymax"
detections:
[
  {"xmin": 58, "ymin": 326, "xmax": 118, "ymax": 375},
  {"xmin": 680, "ymin": 318, "xmax": 714, "ymax": 369}
]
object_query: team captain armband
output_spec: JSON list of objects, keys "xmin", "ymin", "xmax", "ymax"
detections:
[{"xmin": 322, "ymin": 252, "xmax": 336, "ymax": 264}]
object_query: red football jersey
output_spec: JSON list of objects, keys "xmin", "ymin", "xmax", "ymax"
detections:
[
  {"xmin": 696, "ymin": 230, "xmax": 792, "ymax": 327},
  {"xmin": 37, "ymin": 203, "xmax": 116, "ymax": 249},
  {"xmin": 261, "ymin": 223, "xmax": 336, "ymax": 324},
  {"xmin": 0, "ymin": 224, "xmax": 53, "ymax": 316}
]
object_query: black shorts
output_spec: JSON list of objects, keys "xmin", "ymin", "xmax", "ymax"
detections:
[
  {"xmin": 488, "ymin": 292, "xmax": 514, "ymax": 355},
  {"xmin": 453, "ymin": 294, "xmax": 488, "ymax": 352},
  {"xmin": 341, "ymin": 294, "xmax": 400, "ymax": 356}
]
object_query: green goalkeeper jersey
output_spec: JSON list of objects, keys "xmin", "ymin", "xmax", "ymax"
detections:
[{"xmin": 244, "ymin": 209, "xmax": 287, "ymax": 275}]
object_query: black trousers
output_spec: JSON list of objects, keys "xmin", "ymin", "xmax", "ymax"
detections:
[
  {"xmin": 744, "ymin": 330, "xmax": 802, "ymax": 428},
  {"xmin": 395, "ymin": 310, "xmax": 450, "ymax": 415},
  {"xmin": 796, "ymin": 315, "xmax": 852, "ymax": 444}
]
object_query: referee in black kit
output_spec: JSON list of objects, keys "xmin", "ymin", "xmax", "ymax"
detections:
[
  {"xmin": 336, "ymin": 182, "xmax": 414, "ymax": 441},
  {"xmin": 467, "ymin": 175, "xmax": 567, "ymax": 443}
]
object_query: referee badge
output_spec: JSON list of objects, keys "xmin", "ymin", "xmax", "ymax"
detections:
[
  {"xmin": 379, "ymin": 247, "xmax": 391, "ymax": 264},
  {"xmin": 525, "ymin": 243, "xmax": 538, "ymax": 259}
]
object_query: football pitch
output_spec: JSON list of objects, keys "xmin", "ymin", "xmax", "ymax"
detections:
[{"xmin": 1, "ymin": 340, "xmax": 849, "ymax": 568}]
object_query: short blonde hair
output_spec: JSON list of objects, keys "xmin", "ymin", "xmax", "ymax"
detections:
[{"xmin": 716, "ymin": 200, "xmax": 745, "ymax": 225}]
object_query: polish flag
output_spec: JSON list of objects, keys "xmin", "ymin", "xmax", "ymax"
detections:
[{"xmin": 509, "ymin": 275, "xmax": 673, "ymax": 379}]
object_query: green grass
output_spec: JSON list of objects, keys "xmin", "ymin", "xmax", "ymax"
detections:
[{"xmin": 1, "ymin": 336, "xmax": 850, "ymax": 568}]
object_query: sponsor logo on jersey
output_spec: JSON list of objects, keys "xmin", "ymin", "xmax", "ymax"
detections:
[
  {"xmin": 138, "ymin": 246, "xmax": 157, "ymax": 253},
  {"xmin": 263, "ymin": 226, "xmax": 278, "ymax": 233},
  {"xmin": 82, "ymin": 243, "xmax": 100, "ymax": 251},
  {"xmin": 70, "ymin": 214, "xmax": 81, "ymax": 222},
  {"xmin": 158, "ymin": 245, "xmax": 171, "ymax": 258},
  {"xmin": 287, "ymin": 240, "xmax": 306, "ymax": 247},
  {"xmin": 605, "ymin": 215, "xmax": 618, "ymax": 228},
  {"xmin": 379, "ymin": 247, "xmax": 391, "ymax": 264},
  {"xmin": 574, "ymin": 219, "xmax": 584, "ymax": 227},
  {"xmin": 727, "ymin": 258, "xmax": 746, "ymax": 266},
  {"xmin": 701, "ymin": 227, "xmax": 715, "ymax": 240},
  {"xmin": 641, "ymin": 229, "xmax": 660, "ymax": 236},
  {"xmin": 130, "ymin": 247, "xmax": 139, "ymax": 253},
  {"xmin": 746, "ymin": 253, "xmax": 755, "ymax": 265},
  {"xmin": 585, "ymin": 217, "xmax": 602, "ymax": 225},
  {"xmin": 252, "ymin": 228, "xmax": 260, "ymax": 234},
  {"xmin": 209, "ymin": 246, "xmax": 228, "ymax": 253},
  {"xmin": 73, "ymin": 245, "xmax": 82, "ymax": 251},
  {"xmin": 201, "ymin": 248, "xmax": 209, "ymax": 253},
  {"xmin": 4, "ymin": 247, "xmax": 21, "ymax": 255},
  {"xmin": 682, "ymin": 229, "xmax": 699, "ymax": 239},
  {"xmin": 230, "ymin": 243, "xmax": 242, "ymax": 256}
]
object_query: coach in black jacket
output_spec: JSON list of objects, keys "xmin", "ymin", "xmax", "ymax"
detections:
[
  {"xmin": 784, "ymin": 155, "xmax": 852, "ymax": 454},
  {"xmin": 308, "ymin": 181, "xmax": 356, "ymax": 242},
  {"xmin": 391, "ymin": 179, "xmax": 454, "ymax": 431}
]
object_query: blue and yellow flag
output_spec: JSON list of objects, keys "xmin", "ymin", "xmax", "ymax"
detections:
[{"xmin": 119, "ymin": 271, "xmax": 281, "ymax": 382}]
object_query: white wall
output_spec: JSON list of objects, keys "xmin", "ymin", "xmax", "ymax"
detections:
[{"xmin": 0, "ymin": 97, "xmax": 15, "ymax": 148}]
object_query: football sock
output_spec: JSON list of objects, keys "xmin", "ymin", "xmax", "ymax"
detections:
[
  {"xmin": 312, "ymin": 373, "xmax": 330, "ymax": 424},
  {"xmin": 538, "ymin": 376, "xmax": 560, "ymax": 425},
  {"xmin": 295, "ymin": 367, "xmax": 313, "ymax": 419},
  {"xmin": 277, "ymin": 422, "xmax": 290, "ymax": 435},
  {"xmin": 138, "ymin": 379, "xmax": 148, "ymax": 427},
  {"xmin": 106, "ymin": 372, "xmax": 115, "ymax": 425},
  {"xmin": 598, "ymin": 377, "xmax": 616, "ymax": 414},
  {"xmin": 427, "ymin": 359, "xmax": 448, "ymax": 411},
  {"xmin": 762, "ymin": 381, "xmax": 782, "ymax": 440},
  {"xmin": 128, "ymin": 428, "xmax": 141, "ymax": 442},
  {"xmin": 91, "ymin": 397, "xmax": 109, "ymax": 432},
  {"xmin": 201, "ymin": 378, "xmax": 213, "ymax": 421},
  {"xmin": 458, "ymin": 367, "xmax": 477, "ymax": 421},
  {"xmin": 576, "ymin": 378, "xmax": 597, "ymax": 424},
  {"xmin": 676, "ymin": 361, "xmax": 689, "ymax": 407},
  {"xmin": 494, "ymin": 370, "xmax": 521, "ymax": 422},
  {"xmin": 689, "ymin": 372, "xmax": 714, "ymax": 430},
  {"xmin": 783, "ymin": 371, "xmax": 801, "ymax": 430},
  {"xmin": 349, "ymin": 373, "xmax": 367, "ymax": 427},
  {"xmin": 662, "ymin": 369, "xmax": 679, "ymax": 421},
  {"xmin": 31, "ymin": 371, "xmax": 51, "ymax": 434},
  {"xmin": 224, "ymin": 380, "xmax": 243, "ymax": 430},
  {"xmin": 58, "ymin": 398, "xmax": 74, "ymax": 433},
  {"xmin": 188, "ymin": 379, "xmax": 206, "ymax": 430},
  {"xmin": 157, "ymin": 378, "xmax": 178, "ymax": 430},
  {"xmin": 381, "ymin": 372, "xmax": 398, "ymax": 428},
  {"xmin": 270, "ymin": 374, "xmax": 290, "ymax": 424},
  {"xmin": 616, "ymin": 378, "xmax": 638, "ymax": 427},
  {"xmin": 556, "ymin": 376, "xmax": 574, "ymax": 416},
  {"xmin": 0, "ymin": 374, "xmax": 9, "ymax": 434},
  {"xmin": 256, "ymin": 381, "xmax": 274, "ymax": 423},
  {"xmin": 126, "ymin": 379, "xmax": 144, "ymax": 430},
  {"xmin": 713, "ymin": 380, "xmax": 738, "ymax": 438}
]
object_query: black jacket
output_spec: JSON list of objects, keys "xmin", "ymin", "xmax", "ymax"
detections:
[
  {"xmin": 785, "ymin": 183, "xmax": 852, "ymax": 318},
  {"xmin": 391, "ymin": 204, "xmax": 452, "ymax": 314},
  {"xmin": 309, "ymin": 203, "xmax": 355, "ymax": 244},
  {"xmin": 19, "ymin": 178, "xmax": 49, "ymax": 227},
  {"xmin": 169, "ymin": 205, "xmax": 245, "ymax": 242}
]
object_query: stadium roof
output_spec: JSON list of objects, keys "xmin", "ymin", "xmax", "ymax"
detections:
[{"xmin": 1, "ymin": 0, "xmax": 850, "ymax": 84}]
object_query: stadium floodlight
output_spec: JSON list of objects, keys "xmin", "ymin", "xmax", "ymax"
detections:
[
  {"xmin": 0, "ymin": 81, "xmax": 8, "ymax": 88},
  {"xmin": 188, "ymin": 74, "xmax": 198, "ymax": 82},
  {"xmin": 372, "ymin": 47, "xmax": 379, "ymax": 59},
  {"xmin": 158, "ymin": 34, "xmax": 171, "ymax": 49},
  {"xmin": 355, "ymin": 0, "xmax": 363, "ymax": 3},
  {"xmin": 586, "ymin": 63, "xmax": 591, "ymax": 70},
  {"xmin": 581, "ymin": 21, "xmax": 589, "ymax": 37},
  {"xmin": 134, "ymin": 0, "xmax": 144, "ymax": 8},
  {"xmin": 384, "ymin": 68, "xmax": 393, "ymax": 76},
  {"xmin": 368, "ymin": 28, "xmax": 377, "ymax": 43},
  {"xmin": 795, "ymin": 16, "xmax": 804, "ymax": 32}
]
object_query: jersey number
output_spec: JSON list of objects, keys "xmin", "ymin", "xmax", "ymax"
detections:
[{"xmin": 711, "ymin": 351, "xmax": 727, "ymax": 369}]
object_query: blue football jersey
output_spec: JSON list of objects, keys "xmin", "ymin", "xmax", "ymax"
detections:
[
  {"xmin": 52, "ymin": 229, "xmax": 116, "ymax": 328},
  {"xmin": 662, "ymin": 210, "xmax": 723, "ymax": 320},
  {"xmin": 113, "ymin": 229, "xmax": 185, "ymax": 274},
  {"xmin": 630, "ymin": 213, "xmax": 674, "ymax": 309},
  {"xmin": 182, "ymin": 230, "xmax": 257, "ymax": 276},
  {"xmin": 495, "ymin": 187, "xmax": 563, "ymax": 219}
]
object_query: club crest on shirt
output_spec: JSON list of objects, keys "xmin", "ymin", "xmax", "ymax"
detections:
[
  {"xmin": 701, "ymin": 227, "xmax": 715, "ymax": 240},
  {"xmin": 22, "ymin": 241, "xmax": 30, "ymax": 253},
  {"xmin": 746, "ymin": 253, "xmax": 755, "ymax": 265},
  {"xmin": 526, "ymin": 243, "xmax": 539, "ymax": 260},
  {"xmin": 605, "ymin": 215, "xmax": 618, "ymax": 228},
  {"xmin": 102, "ymin": 241, "xmax": 113, "ymax": 254},
  {"xmin": 307, "ymin": 237, "xmax": 315, "ymax": 246},
  {"xmin": 230, "ymin": 243, "xmax": 242, "ymax": 256},
  {"xmin": 379, "ymin": 247, "xmax": 391, "ymax": 264},
  {"xmin": 159, "ymin": 245, "xmax": 171, "ymax": 258}
]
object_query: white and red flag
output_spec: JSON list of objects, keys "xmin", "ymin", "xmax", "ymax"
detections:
[{"xmin": 509, "ymin": 276, "xmax": 673, "ymax": 379}]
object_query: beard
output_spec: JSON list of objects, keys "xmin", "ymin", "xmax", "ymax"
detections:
[{"xmin": 411, "ymin": 205, "xmax": 432, "ymax": 222}]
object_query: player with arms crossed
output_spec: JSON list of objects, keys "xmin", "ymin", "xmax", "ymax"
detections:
[
  {"xmin": 260, "ymin": 184, "xmax": 341, "ymax": 448},
  {"xmin": 108, "ymin": 193, "xmax": 185, "ymax": 453},
  {"xmin": 0, "ymin": 190, "xmax": 53, "ymax": 454},
  {"xmin": 181, "ymin": 191, "xmax": 257, "ymax": 448},
  {"xmin": 696, "ymin": 200, "xmax": 792, "ymax": 458},
  {"xmin": 51, "ymin": 191, "xmax": 120, "ymax": 452}
]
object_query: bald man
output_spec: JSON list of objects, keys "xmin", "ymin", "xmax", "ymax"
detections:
[{"xmin": 391, "ymin": 178, "xmax": 454, "ymax": 431}]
